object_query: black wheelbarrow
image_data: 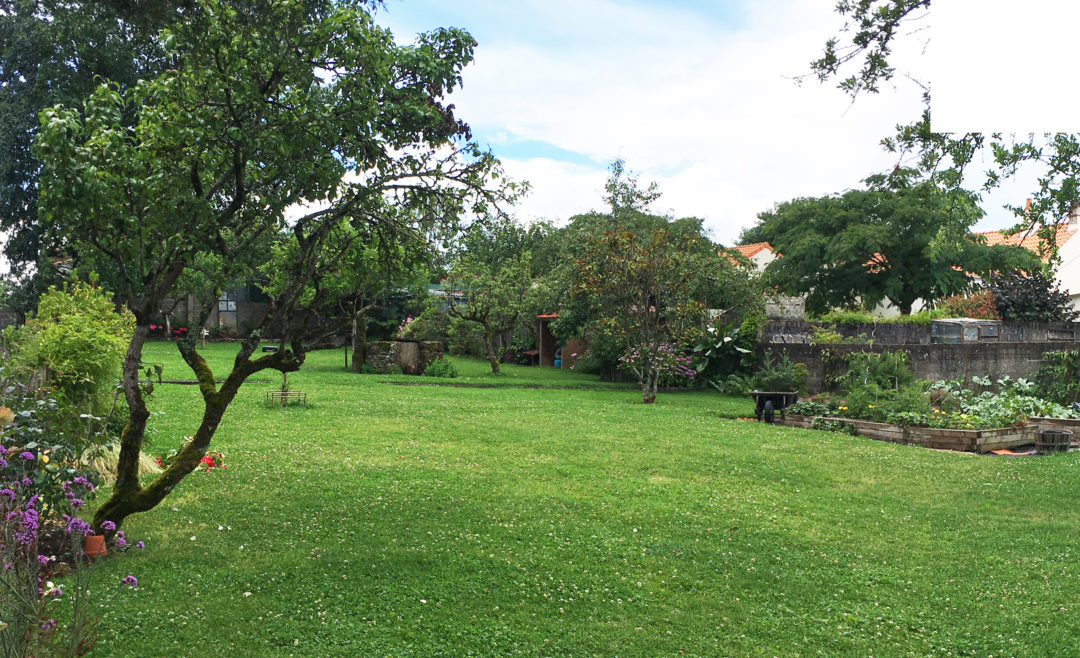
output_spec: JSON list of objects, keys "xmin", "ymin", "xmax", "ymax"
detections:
[{"xmin": 750, "ymin": 391, "xmax": 799, "ymax": 424}]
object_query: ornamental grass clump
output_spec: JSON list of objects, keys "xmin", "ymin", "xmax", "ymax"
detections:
[{"xmin": 423, "ymin": 357, "xmax": 459, "ymax": 379}]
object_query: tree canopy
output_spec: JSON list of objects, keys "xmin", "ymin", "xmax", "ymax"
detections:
[
  {"xmin": 811, "ymin": 0, "xmax": 1080, "ymax": 260},
  {"xmin": 554, "ymin": 162, "xmax": 762, "ymax": 402},
  {"xmin": 756, "ymin": 181, "xmax": 1040, "ymax": 315},
  {"xmin": 1, "ymin": 0, "xmax": 184, "ymax": 313},
  {"xmin": 444, "ymin": 246, "xmax": 534, "ymax": 375},
  {"xmin": 34, "ymin": 0, "xmax": 515, "ymax": 532}
]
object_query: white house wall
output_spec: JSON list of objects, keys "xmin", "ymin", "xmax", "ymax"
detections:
[{"xmin": 1054, "ymin": 232, "xmax": 1080, "ymax": 311}]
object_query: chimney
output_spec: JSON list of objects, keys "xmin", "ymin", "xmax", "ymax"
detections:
[
  {"xmin": 1071, "ymin": 203, "xmax": 1080, "ymax": 225},
  {"xmin": 1025, "ymin": 198, "xmax": 1033, "ymax": 212}
]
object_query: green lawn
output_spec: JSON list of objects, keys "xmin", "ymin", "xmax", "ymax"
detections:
[{"xmin": 90, "ymin": 342, "xmax": 1080, "ymax": 656}]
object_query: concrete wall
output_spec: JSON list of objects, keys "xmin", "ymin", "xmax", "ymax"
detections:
[
  {"xmin": 765, "ymin": 296, "xmax": 805, "ymax": 320},
  {"xmin": 769, "ymin": 342, "xmax": 1063, "ymax": 394},
  {"xmin": 763, "ymin": 320, "xmax": 1080, "ymax": 345}
]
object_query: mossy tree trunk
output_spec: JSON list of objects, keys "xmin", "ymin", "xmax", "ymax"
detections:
[
  {"xmin": 93, "ymin": 328, "xmax": 303, "ymax": 536},
  {"xmin": 349, "ymin": 298, "xmax": 376, "ymax": 372},
  {"xmin": 639, "ymin": 367, "xmax": 659, "ymax": 404},
  {"xmin": 482, "ymin": 321, "xmax": 500, "ymax": 375},
  {"xmin": 350, "ymin": 313, "xmax": 367, "ymax": 372}
]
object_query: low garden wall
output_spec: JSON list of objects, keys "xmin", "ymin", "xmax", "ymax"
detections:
[
  {"xmin": 767, "ymin": 342, "xmax": 1065, "ymax": 394},
  {"xmin": 763, "ymin": 320, "xmax": 1080, "ymax": 345},
  {"xmin": 778, "ymin": 414, "xmax": 1034, "ymax": 453}
]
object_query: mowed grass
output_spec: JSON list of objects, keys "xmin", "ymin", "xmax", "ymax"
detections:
[{"xmin": 89, "ymin": 342, "xmax": 1080, "ymax": 656}]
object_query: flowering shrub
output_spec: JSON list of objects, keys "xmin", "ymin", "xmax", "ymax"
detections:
[
  {"xmin": 148, "ymin": 323, "xmax": 191, "ymax": 340},
  {"xmin": 0, "ymin": 476, "xmax": 142, "ymax": 655},
  {"xmin": 0, "ymin": 384, "xmax": 102, "ymax": 522},
  {"xmin": 619, "ymin": 344, "xmax": 696, "ymax": 388},
  {"xmin": 938, "ymin": 290, "xmax": 1000, "ymax": 320}
]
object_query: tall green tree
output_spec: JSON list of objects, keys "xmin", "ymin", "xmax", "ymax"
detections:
[
  {"xmin": 35, "ymin": 0, "xmax": 515, "ymax": 533},
  {"xmin": 444, "ymin": 251, "xmax": 534, "ymax": 375},
  {"xmin": 573, "ymin": 226, "xmax": 717, "ymax": 403},
  {"xmin": 561, "ymin": 162, "xmax": 757, "ymax": 402},
  {"xmin": 1, "ymin": 0, "xmax": 182, "ymax": 312},
  {"xmin": 811, "ymin": 0, "xmax": 1080, "ymax": 259},
  {"xmin": 756, "ymin": 181, "xmax": 1039, "ymax": 315},
  {"xmin": 262, "ymin": 220, "xmax": 429, "ymax": 372}
]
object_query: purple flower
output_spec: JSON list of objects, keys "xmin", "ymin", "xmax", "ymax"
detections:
[
  {"xmin": 13, "ymin": 497, "xmax": 39, "ymax": 546},
  {"xmin": 100, "ymin": 520, "xmax": 116, "ymax": 532},
  {"xmin": 121, "ymin": 575, "xmax": 137, "ymax": 588},
  {"xmin": 65, "ymin": 517, "xmax": 91, "ymax": 537},
  {"xmin": 69, "ymin": 498, "xmax": 84, "ymax": 509},
  {"xmin": 115, "ymin": 531, "xmax": 126, "ymax": 548},
  {"xmin": 37, "ymin": 555, "xmax": 48, "ymax": 565},
  {"xmin": 40, "ymin": 619, "xmax": 56, "ymax": 631},
  {"xmin": 0, "ymin": 489, "xmax": 12, "ymax": 502},
  {"xmin": 136, "ymin": 541, "xmax": 145, "ymax": 550},
  {"xmin": 19, "ymin": 452, "xmax": 34, "ymax": 461},
  {"xmin": 0, "ymin": 458, "xmax": 7, "ymax": 468}
]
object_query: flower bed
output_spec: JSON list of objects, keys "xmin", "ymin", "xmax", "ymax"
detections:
[{"xmin": 778, "ymin": 414, "xmax": 1033, "ymax": 453}]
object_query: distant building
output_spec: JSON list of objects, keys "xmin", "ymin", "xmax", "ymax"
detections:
[
  {"xmin": 727, "ymin": 242, "xmax": 804, "ymax": 319},
  {"xmin": 730, "ymin": 242, "xmax": 777, "ymax": 271}
]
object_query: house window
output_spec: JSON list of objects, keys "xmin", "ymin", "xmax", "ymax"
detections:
[{"xmin": 218, "ymin": 290, "xmax": 237, "ymax": 312}]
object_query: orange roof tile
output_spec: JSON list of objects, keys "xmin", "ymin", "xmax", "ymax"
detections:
[
  {"xmin": 731, "ymin": 242, "xmax": 774, "ymax": 259},
  {"xmin": 976, "ymin": 225, "xmax": 1076, "ymax": 261}
]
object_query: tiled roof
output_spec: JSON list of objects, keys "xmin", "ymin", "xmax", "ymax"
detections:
[
  {"xmin": 976, "ymin": 225, "xmax": 1076, "ymax": 261},
  {"xmin": 731, "ymin": 242, "xmax": 774, "ymax": 259}
]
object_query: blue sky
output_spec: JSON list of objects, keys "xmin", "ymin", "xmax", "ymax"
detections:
[{"xmin": 368, "ymin": 0, "xmax": 1040, "ymax": 244}]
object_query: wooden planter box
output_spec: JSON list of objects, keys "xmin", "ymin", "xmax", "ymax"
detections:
[
  {"xmin": 776, "ymin": 414, "xmax": 1032, "ymax": 453},
  {"xmin": 777, "ymin": 413, "xmax": 815, "ymax": 429}
]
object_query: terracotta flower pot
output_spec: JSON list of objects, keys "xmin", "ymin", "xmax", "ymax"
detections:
[{"xmin": 84, "ymin": 534, "xmax": 107, "ymax": 558}]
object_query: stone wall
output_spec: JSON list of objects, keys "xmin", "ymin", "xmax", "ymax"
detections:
[
  {"xmin": 365, "ymin": 340, "xmax": 443, "ymax": 375},
  {"xmin": 769, "ymin": 342, "xmax": 1063, "ymax": 394}
]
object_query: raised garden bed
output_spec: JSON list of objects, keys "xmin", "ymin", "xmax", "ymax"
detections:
[{"xmin": 778, "ymin": 414, "xmax": 1034, "ymax": 453}]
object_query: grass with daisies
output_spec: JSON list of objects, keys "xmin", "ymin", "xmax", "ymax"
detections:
[{"xmin": 90, "ymin": 342, "xmax": 1080, "ymax": 656}]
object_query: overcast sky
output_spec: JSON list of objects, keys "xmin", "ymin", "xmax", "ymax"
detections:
[{"xmin": 374, "ymin": 0, "xmax": 1035, "ymax": 245}]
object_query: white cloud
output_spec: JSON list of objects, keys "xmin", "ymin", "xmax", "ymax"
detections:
[
  {"xmin": 382, "ymin": 0, "xmax": 1034, "ymax": 244},
  {"xmin": 500, "ymin": 158, "xmax": 608, "ymax": 223}
]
